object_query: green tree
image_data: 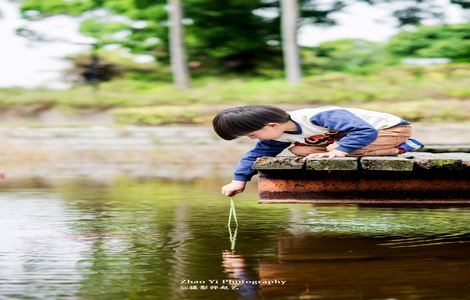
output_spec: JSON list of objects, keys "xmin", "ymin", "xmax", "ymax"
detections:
[
  {"xmin": 183, "ymin": 0, "xmax": 281, "ymax": 73},
  {"xmin": 19, "ymin": 0, "xmax": 282, "ymax": 74},
  {"xmin": 306, "ymin": 39, "xmax": 390, "ymax": 74},
  {"xmin": 357, "ymin": 0, "xmax": 469, "ymax": 26},
  {"xmin": 19, "ymin": 0, "xmax": 468, "ymax": 76},
  {"xmin": 387, "ymin": 24, "xmax": 470, "ymax": 62}
]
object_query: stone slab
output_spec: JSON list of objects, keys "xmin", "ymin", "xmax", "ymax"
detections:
[
  {"xmin": 401, "ymin": 152, "xmax": 470, "ymax": 170},
  {"xmin": 305, "ymin": 157, "xmax": 358, "ymax": 171},
  {"xmin": 253, "ymin": 156, "xmax": 304, "ymax": 170},
  {"xmin": 253, "ymin": 152, "xmax": 470, "ymax": 171},
  {"xmin": 360, "ymin": 157, "xmax": 414, "ymax": 171}
]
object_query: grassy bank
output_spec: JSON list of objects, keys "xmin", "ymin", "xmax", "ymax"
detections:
[{"xmin": 0, "ymin": 64, "xmax": 468, "ymax": 125}]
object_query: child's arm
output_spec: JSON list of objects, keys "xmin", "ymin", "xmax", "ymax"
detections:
[
  {"xmin": 222, "ymin": 180, "xmax": 247, "ymax": 197},
  {"xmin": 309, "ymin": 109, "xmax": 378, "ymax": 154},
  {"xmin": 222, "ymin": 140, "xmax": 291, "ymax": 197}
]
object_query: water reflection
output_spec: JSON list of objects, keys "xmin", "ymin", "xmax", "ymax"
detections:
[
  {"xmin": 259, "ymin": 234, "xmax": 470, "ymax": 299},
  {"xmin": 288, "ymin": 205, "xmax": 470, "ymax": 244},
  {"xmin": 0, "ymin": 178, "xmax": 469, "ymax": 299}
]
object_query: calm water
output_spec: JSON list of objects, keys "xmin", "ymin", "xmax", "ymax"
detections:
[{"xmin": 1, "ymin": 178, "xmax": 470, "ymax": 300}]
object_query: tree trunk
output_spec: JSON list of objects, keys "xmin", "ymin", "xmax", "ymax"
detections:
[
  {"xmin": 168, "ymin": 0, "xmax": 190, "ymax": 89},
  {"xmin": 281, "ymin": 0, "xmax": 302, "ymax": 84}
]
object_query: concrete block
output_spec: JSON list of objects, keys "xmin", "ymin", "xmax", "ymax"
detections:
[
  {"xmin": 360, "ymin": 157, "xmax": 414, "ymax": 171},
  {"xmin": 253, "ymin": 156, "xmax": 304, "ymax": 170},
  {"xmin": 306, "ymin": 157, "xmax": 358, "ymax": 170},
  {"xmin": 401, "ymin": 152, "xmax": 470, "ymax": 170}
]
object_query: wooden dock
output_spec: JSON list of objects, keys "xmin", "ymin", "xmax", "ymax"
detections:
[{"xmin": 252, "ymin": 152, "xmax": 470, "ymax": 204}]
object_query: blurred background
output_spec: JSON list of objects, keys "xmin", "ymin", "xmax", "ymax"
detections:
[
  {"xmin": 1, "ymin": 0, "xmax": 469, "ymax": 116},
  {"xmin": 0, "ymin": 1, "xmax": 469, "ymax": 299},
  {"xmin": 0, "ymin": 0, "xmax": 468, "ymax": 179}
]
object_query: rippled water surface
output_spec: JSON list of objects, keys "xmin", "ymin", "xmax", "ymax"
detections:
[{"xmin": 1, "ymin": 178, "xmax": 470, "ymax": 299}]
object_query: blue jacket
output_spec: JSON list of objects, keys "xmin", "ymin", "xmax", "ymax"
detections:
[{"xmin": 233, "ymin": 107, "xmax": 409, "ymax": 181}]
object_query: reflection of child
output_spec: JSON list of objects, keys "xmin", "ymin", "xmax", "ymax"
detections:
[
  {"xmin": 221, "ymin": 250, "xmax": 258, "ymax": 299},
  {"xmin": 213, "ymin": 105, "xmax": 424, "ymax": 197},
  {"xmin": 222, "ymin": 250, "xmax": 247, "ymax": 279}
]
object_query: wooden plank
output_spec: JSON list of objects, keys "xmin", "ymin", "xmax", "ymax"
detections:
[{"xmin": 360, "ymin": 157, "xmax": 413, "ymax": 171}]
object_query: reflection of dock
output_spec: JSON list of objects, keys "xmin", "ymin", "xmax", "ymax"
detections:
[
  {"xmin": 253, "ymin": 152, "xmax": 470, "ymax": 204},
  {"xmin": 259, "ymin": 234, "xmax": 470, "ymax": 299}
]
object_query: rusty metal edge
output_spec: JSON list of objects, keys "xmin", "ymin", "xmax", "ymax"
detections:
[{"xmin": 258, "ymin": 199, "xmax": 470, "ymax": 204}]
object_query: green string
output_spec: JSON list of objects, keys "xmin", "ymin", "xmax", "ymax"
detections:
[
  {"xmin": 227, "ymin": 197, "xmax": 238, "ymax": 251},
  {"xmin": 227, "ymin": 197, "xmax": 239, "ymax": 227},
  {"xmin": 228, "ymin": 226, "xmax": 238, "ymax": 251}
]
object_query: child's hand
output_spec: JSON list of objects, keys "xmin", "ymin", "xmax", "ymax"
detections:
[
  {"xmin": 302, "ymin": 149, "xmax": 348, "ymax": 160},
  {"xmin": 222, "ymin": 180, "xmax": 247, "ymax": 197}
]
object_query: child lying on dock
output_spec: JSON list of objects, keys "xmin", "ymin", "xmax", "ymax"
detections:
[{"xmin": 212, "ymin": 105, "xmax": 424, "ymax": 197}]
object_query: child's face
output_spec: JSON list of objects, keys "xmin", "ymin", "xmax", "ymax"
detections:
[{"xmin": 245, "ymin": 123, "xmax": 283, "ymax": 140}]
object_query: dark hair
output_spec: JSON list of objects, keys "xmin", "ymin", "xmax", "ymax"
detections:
[{"xmin": 212, "ymin": 105, "xmax": 290, "ymax": 140}]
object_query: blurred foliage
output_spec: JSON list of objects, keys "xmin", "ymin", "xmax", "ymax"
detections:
[
  {"xmin": 387, "ymin": 23, "xmax": 470, "ymax": 62},
  {"xmin": 451, "ymin": 0, "xmax": 470, "ymax": 8},
  {"xmin": 20, "ymin": 0, "xmax": 468, "ymax": 74},
  {"xmin": 357, "ymin": 0, "xmax": 468, "ymax": 26},
  {"xmin": 20, "ymin": 0, "xmax": 278, "ymax": 72},
  {"xmin": 63, "ymin": 22, "xmax": 470, "ymax": 83},
  {"xmin": 303, "ymin": 39, "xmax": 393, "ymax": 75},
  {"xmin": 301, "ymin": 23, "xmax": 469, "ymax": 75},
  {"xmin": 110, "ymin": 100, "xmax": 470, "ymax": 126},
  {"xmin": 111, "ymin": 105, "xmax": 209, "ymax": 125},
  {"xmin": 20, "ymin": 0, "xmax": 99, "ymax": 16},
  {"xmin": 9, "ymin": 1, "xmax": 470, "ymax": 125},
  {"xmin": 0, "ymin": 64, "xmax": 468, "ymax": 123},
  {"xmin": 65, "ymin": 50, "xmax": 172, "ymax": 83}
]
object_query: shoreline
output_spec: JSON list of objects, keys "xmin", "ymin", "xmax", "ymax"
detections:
[{"xmin": 0, "ymin": 124, "xmax": 469, "ymax": 181}]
